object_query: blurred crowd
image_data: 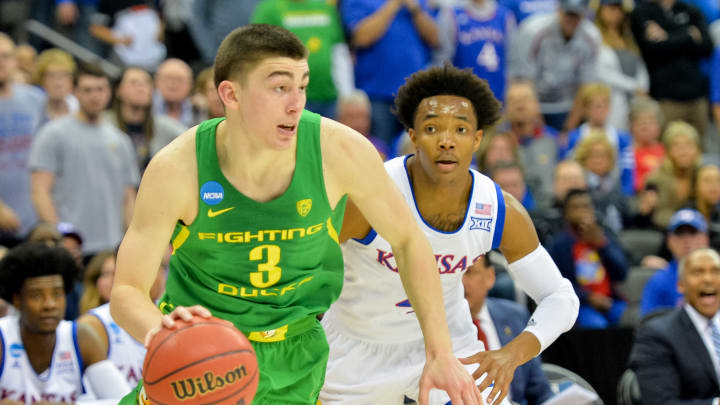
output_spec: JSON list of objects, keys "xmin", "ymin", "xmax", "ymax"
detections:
[{"xmin": 1, "ymin": 0, "xmax": 720, "ymax": 402}]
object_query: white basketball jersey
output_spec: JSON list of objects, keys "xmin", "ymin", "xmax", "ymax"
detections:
[
  {"xmin": 0, "ymin": 316, "xmax": 83, "ymax": 404},
  {"xmin": 89, "ymin": 303, "xmax": 145, "ymax": 387},
  {"xmin": 326, "ymin": 156, "xmax": 506, "ymax": 343}
]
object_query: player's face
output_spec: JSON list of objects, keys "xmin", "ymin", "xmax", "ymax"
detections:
[
  {"xmin": 236, "ymin": 57, "xmax": 309, "ymax": 150},
  {"xmin": 409, "ymin": 95, "xmax": 482, "ymax": 176},
  {"xmin": 14, "ymin": 275, "xmax": 66, "ymax": 334},
  {"xmin": 679, "ymin": 251, "xmax": 720, "ymax": 318}
]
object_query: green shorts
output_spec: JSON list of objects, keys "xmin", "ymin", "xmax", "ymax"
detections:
[{"xmin": 118, "ymin": 317, "xmax": 328, "ymax": 405}]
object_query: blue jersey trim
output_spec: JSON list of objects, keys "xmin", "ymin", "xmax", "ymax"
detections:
[
  {"xmin": 353, "ymin": 228, "xmax": 377, "ymax": 245},
  {"xmin": 72, "ymin": 322, "xmax": 84, "ymax": 372},
  {"xmin": 0, "ymin": 326, "xmax": 5, "ymax": 380},
  {"xmin": 492, "ymin": 183, "xmax": 506, "ymax": 249},
  {"xmin": 403, "ymin": 154, "xmax": 475, "ymax": 235}
]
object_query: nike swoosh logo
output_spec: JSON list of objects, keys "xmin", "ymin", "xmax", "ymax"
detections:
[{"xmin": 207, "ymin": 207, "xmax": 235, "ymax": 218}]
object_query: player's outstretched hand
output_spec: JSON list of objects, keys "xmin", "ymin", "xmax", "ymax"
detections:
[
  {"xmin": 143, "ymin": 305, "xmax": 221, "ymax": 347},
  {"xmin": 460, "ymin": 347, "xmax": 522, "ymax": 405},
  {"xmin": 418, "ymin": 353, "xmax": 482, "ymax": 405}
]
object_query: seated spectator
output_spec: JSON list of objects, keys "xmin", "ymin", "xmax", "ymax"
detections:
[
  {"xmin": 32, "ymin": 49, "xmax": 77, "ymax": 126},
  {"xmin": 463, "ymin": 255, "xmax": 554, "ymax": 405},
  {"xmin": 192, "ymin": 67, "xmax": 224, "ymax": 120},
  {"xmin": 630, "ymin": 248, "xmax": 720, "ymax": 404},
  {"xmin": 629, "ymin": 96, "xmax": 665, "ymax": 193},
  {"xmin": 13, "ymin": 44, "xmax": 36, "ymax": 84},
  {"xmin": 76, "ymin": 249, "xmax": 166, "ymax": 389},
  {"xmin": 645, "ymin": 121, "xmax": 702, "ymax": 228},
  {"xmin": 108, "ymin": 67, "xmax": 186, "ymax": 171},
  {"xmin": 548, "ymin": 188, "xmax": 628, "ymax": 328},
  {"xmin": 563, "ymin": 83, "xmax": 635, "ymax": 196},
  {"xmin": 57, "ymin": 222, "xmax": 83, "ymax": 269},
  {"xmin": 641, "ymin": 208, "xmax": 710, "ymax": 316},
  {"xmin": 152, "ymin": 58, "xmax": 198, "ymax": 127},
  {"xmin": 575, "ymin": 130, "xmax": 630, "ymax": 234},
  {"xmin": 0, "ymin": 243, "xmax": 130, "ymax": 402},
  {"xmin": 499, "ymin": 81, "xmax": 558, "ymax": 205},
  {"xmin": 434, "ymin": 0, "xmax": 516, "ymax": 102},
  {"xmin": 491, "ymin": 161, "xmax": 536, "ymax": 211},
  {"xmin": 89, "ymin": 0, "xmax": 167, "ymax": 72},
  {"xmin": 532, "ymin": 160, "xmax": 587, "ymax": 245},
  {"xmin": 592, "ymin": 0, "xmax": 649, "ymax": 131},
  {"xmin": 477, "ymin": 131, "xmax": 520, "ymax": 175},
  {"xmin": 508, "ymin": 0, "xmax": 601, "ymax": 132},
  {"xmin": 25, "ymin": 221, "xmax": 62, "ymax": 246},
  {"xmin": 631, "ymin": 0, "xmax": 714, "ymax": 139},
  {"xmin": 337, "ymin": 89, "xmax": 388, "ymax": 159},
  {"xmin": 688, "ymin": 165, "xmax": 720, "ymax": 250}
]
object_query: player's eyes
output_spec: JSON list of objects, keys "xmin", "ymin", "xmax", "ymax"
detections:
[
  {"xmin": 424, "ymin": 125, "xmax": 436, "ymax": 133},
  {"xmin": 274, "ymin": 86, "xmax": 287, "ymax": 93},
  {"xmin": 457, "ymin": 127, "xmax": 468, "ymax": 134}
]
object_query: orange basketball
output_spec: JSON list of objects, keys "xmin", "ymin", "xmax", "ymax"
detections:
[{"xmin": 143, "ymin": 316, "xmax": 259, "ymax": 405}]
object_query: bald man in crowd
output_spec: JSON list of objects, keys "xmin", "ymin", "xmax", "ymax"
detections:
[{"xmin": 152, "ymin": 58, "xmax": 197, "ymax": 127}]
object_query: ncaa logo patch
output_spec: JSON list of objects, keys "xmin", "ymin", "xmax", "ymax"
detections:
[
  {"xmin": 200, "ymin": 181, "xmax": 224, "ymax": 206},
  {"xmin": 296, "ymin": 199, "xmax": 312, "ymax": 217},
  {"xmin": 9, "ymin": 343, "xmax": 23, "ymax": 358},
  {"xmin": 470, "ymin": 216, "xmax": 493, "ymax": 232}
]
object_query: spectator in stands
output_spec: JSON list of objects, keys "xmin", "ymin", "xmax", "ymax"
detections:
[
  {"xmin": 55, "ymin": 0, "xmax": 104, "ymax": 55},
  {"xmin": 712, "ymin": 48, "xmax": 720, "ymax": 128},
  {"xmin": 434, "ymin": 0, "xmax": 516, "ymax": 102},
  {"xmin": 491, "ymin": 161, "xmax": 536, "ymax": 211},
  {"xmin": 645, "ymin": 121, "xmax": 702, "ymax": 228},
  {"xmin": 462, "ymin": 255, "xmax": 555, "ymax": 405},
  {"xmin": 548, "ymin": 188, "xmax": 628, "ymax": 328},
  {"xmin": 640, "ymin": 208, "xmax": 710, "ymax": 316},
  {"xmin": 14, "ymin": 44, "xmax": 37, "ymax": 84},
  {"xmin": 499, "ymin": 81, "xmax": 557, "ymax": 205},
  {"xmin": 77, "ymin": 248, "xmax": 166, "ymax": 388},
  {"xmin": 336, "ymin": 89, "xmax": 388, "ymax": 159},
  {"xmin": 593, "ymin": 0, "xmax": 649, "ymax": 131},
  {"xmin": 563, "ymin": 83, "xmax": 635, "ymax": 196},
  {"xmin": 0, "ymin": 242, "xmax": 130, "ymax": 401},
  {"xmin": 29, "ymin": 64, "xmax": 140, "ymax": 257},
  {"xmin": 631, "ymin": 0, "xmax": 714, "ymax": 138},
  {"xmin": 57, "ymin": 221, "xmax": 83, "ymax": 269},
  {"xmin": 629, "ymin": 96, "xmax": 665, "ymax": 193},
  {"xmin": 687, "ymin": 165, "xmax": 720, "ymax": 250},
  {"xmin": 252, "ymin": 0, "xmax": 354, "ymax": 119},
  {"xmin": 341, "ymin": 0, "xmax": 439, "ymax": 147},
  {"xmin": 25, "ymin": 221, "xmax": 62, "ymax": 246},
  {"xmin": 158, "ymin": 0, "xmax": 200, "ymax": 64},
  {"xmin": 187, "ymin": 0, "xmax": 260, "ymax": 65},
  {"xmin": 192, "ymin": 67, "xmax": 224, "ymax": 121},
  {"xmin": 152, "ymin": 58, "xmax": 197, "ymax": 128},
  {"xmin": 108, "ymin": 67, "xmax": 186, "ymax": 171},
  {"xmin": 630, "ymin": 248, "xmax": 720, "ymax": 404},
  {"xmin": 477, "ymin": 131, "xmax": 520, "ymax": 175},
  {"xmin": 532, "ymin": 160, "xmax": 587, "ymax": 245},
  {"xmin": 32, "ymin": 48, "xmax": 77, "ymax": 126},
  {"xmin": 0, "ymin": 33, "xmax": 45, "ymax": 247},
  {"xmin": 89, "ymin": 0, "xmax": 166, "ymax": 72},
  {"xmin": 508, "ymin": 0, "xmax": 600, "ymax": 132},
  {"xmin": 575, "ymin": 130, "xmax": 630, "ymax": 234}
]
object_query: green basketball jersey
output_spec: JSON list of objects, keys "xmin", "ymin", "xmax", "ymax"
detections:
[{"xmin": 161, "ymin": 111, "xmax": 347, "ymax": 332}]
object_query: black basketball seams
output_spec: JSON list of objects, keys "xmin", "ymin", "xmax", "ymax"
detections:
[
  {"xmin": 144, "ymin": 349, "xmax": 255, "ymax": 385},
  {"xmin": 146, "ymin": 363, "xmax": 259, "ymax": 405}
]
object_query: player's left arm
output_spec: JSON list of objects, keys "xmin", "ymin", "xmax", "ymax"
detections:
[
  {"xmin": 322, "ymin": 119, "xmax": 481, "ymax": 405},
  {"xmin": 462, "ymin": 191, "xmax": 579, "ymax": 403},
  {"xmin": 76, "ymin": 321, "xmax": 131, "ymax": 398}
]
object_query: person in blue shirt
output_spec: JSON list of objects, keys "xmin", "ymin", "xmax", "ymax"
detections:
[
  {"xmin": 711, "ymin": 48, "xmax": 720, "ymax": 127},
  {"xmin": 435, "ymin": 0, "xmax": 516, "ymax": 103},
  {"xmin": 640, "ymin": 208, "xmax": 710, "ymax": 317},
  {"xmin": 341, "ymin": 0, "xmax": 439, "ymax": 149}
]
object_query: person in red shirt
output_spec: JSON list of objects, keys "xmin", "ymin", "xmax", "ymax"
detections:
[{"xmin": 630, "ymin": 96, "xmax": 665, "ymax": 192}]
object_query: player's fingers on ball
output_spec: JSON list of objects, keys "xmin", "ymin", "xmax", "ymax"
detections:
[
  {"xmin": 161, "ymin": 314, "xmax": 176, "ymax": 328},
  {"xmin": 144, "ymin": 327, "xmax": 159, "ymax": 347},
  {"xmin": 188, "ymin": 305, "xmax": 212, "ymax": 317}
]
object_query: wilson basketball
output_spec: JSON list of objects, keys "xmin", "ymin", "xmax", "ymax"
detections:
[{"xmin": 143, "ymin": 316, "xmax": 259, "ymax": 405}]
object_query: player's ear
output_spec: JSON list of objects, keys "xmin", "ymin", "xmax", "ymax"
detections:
[
  {"xmin": 217, "ymin": 80, "xmax": 240, "ymax": 110},
  {"xmin": 472, "ymin": 129, "xmax": 483, "ymax": 152},
  {"xmin": 408, "ymin": 128, "xmax": 417, "ymax": 144}
]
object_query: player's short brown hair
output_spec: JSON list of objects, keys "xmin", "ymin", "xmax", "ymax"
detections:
[
  {"xmin": 394, "ymin": 64, "xmax": 501, "ymax": 131},
  {"xmin": 214, "ymin": 24, "xmax": 308, "ymax": 89}
]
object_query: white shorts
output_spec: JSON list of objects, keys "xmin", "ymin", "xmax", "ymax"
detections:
[{"xmin": 319, "ymin": 316, "xmax": 513, "ymax": 405}]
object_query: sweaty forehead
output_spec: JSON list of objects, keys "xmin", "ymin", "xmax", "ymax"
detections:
[{"xmin": 417, "ymin": 95, "xmax": 474, "ymax": 116}]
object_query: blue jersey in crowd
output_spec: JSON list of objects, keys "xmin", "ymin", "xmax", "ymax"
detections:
[
  {"xmin": 498, "ymin": 0, "xmax": 556, "ymax": 22},
  {"xmin": 452, "ymin": 4, "xmax": 515, "ymax": 102}
]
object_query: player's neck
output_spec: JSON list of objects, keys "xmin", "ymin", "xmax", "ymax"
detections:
[
  {"xmin": 216, "ymin": 119, "xmax": 296, "ymax": 201},
  {"xmin": 407, "ymin": 156, "xmax": 472, "ymax": 206},
  {"xmin": 20, "ymin": 326, "xmax": 56, "ymax": 373}
]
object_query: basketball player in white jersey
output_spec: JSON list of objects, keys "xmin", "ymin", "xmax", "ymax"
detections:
[
  {"xmin": 0, "ymin": 243, "xmax": 130, "ymax": 404},
  {"xmin": 320, "ymin": 66, "xmax": 579, "ymax": 405}
]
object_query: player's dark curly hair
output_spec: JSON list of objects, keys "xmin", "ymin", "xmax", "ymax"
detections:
[
  {"xmin": 0, "ymin": 242, "xmax": 78, "ymax": 302},
  {"xmin": 394, "ymin": 64, "xmax": 502, "ymax": 130}
]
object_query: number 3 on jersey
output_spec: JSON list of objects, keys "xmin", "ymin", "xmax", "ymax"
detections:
[{"xmin": 249, "ymin": 245, "xmax": 281, "ymax": 288}]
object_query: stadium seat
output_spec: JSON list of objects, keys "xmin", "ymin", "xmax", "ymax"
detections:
[
  {"xmin": 616, "ymin": 267, "xmax": 658, "ymax": 327},
  {"xmin": 618, "ymin": 229, "xmax": 664, "ymax": 266},
  {"xmin": 542, "ymin": 363, "xmax": 604, "ymax": 405},
  {"xmin": 616, "ymin": 369, "xmax": 641, "ymax": 405}
]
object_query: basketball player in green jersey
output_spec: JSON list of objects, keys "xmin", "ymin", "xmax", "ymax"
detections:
[{"xmin": 111, "ymin": 24, "xmax": 482, "ymax": 405}]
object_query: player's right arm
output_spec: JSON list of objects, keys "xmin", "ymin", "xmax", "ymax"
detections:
[{"xmin": 110, "ymin": 130, "xmax": 210, "ymax": 345}]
